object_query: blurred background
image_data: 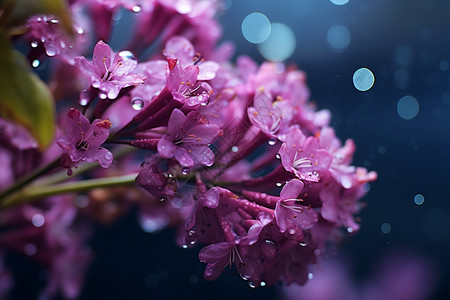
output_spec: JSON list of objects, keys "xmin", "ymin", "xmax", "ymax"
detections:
[{"xmin": 10, "ymin": 0, "xmax": 450, "ymax": 299}]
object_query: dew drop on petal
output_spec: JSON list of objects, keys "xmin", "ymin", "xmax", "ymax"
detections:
[
  {"xmin": 31, "ymin": 214, "xmax": 45, "ymax": 227},
  {"xmin": 131, "ymin": 98, "xmax": 144, "ymax": 110},
  {"xmin": 104, "ymin": 151, "xmax": 113, "ymax": 161},
  {"xmin": 353, "ymin": 68, "xmax": 375, "ymax": 91},
  {"xmin": 299, "ymin": 241, "xmax": 308, "ymax": 247},
  {"xmin": 182, "ymin": 244, "xmax": 188, "ymax": 249},
  {"xmin": 231, "ymin": 146, "xmax": 239, "ymax": 152},
  {"xmin": 99, "ymin": 92, "xmax": 107, "ymax": 99},
  {"xmin": 248, "ymin": 282, "xmax": 257, "ymax": 288},
  {"xmin": 31, "ymin": 41, "xmax": 38, "ymax": 48},
  {"xmin": 414, "ymin": 194, "xmax": 425, "ymax": 205},
  {"xmin": 241, "ymin": 13, "xmax": 271, "ymax": 44},
  {"xmin": 308, "ymin": 273, "xmax": 314, "ymax": 280},
  {"xmin": 268, "ymin": 138, "xmax": 277, "ymax": 146},
  {"xmin": 276, "ymin": 153, "xmax": 281, "ymax": 159},
  {"xmin": 289, "ymin": 229, "xmax": 296, "ymax": 235},
  {"xmin": 347, "ymin": 227, "xmax": 354, "ymax": 233},
  {"xmin": 49, "ymin": 19, "xmax": 59, "ymax": 24},
  {"xmin": 45, "ymin": 46, "xmax": 57, "ymax": 57},
  {"xmin": 119, "ymin": 50, "xmax": 136, "ymax": 62},
  {"xmin": 260, "ymin": 281, "xmax": 266, "ymax": 287},
  {"xmin": 182, "ymin": 168, "xmax": 190, "ymax": 175},
  {"xmin": 397, "ymin": 95, "xmax": 419, "ymax": 120},
  {"xmin": 32, "ymin": 60, "xmax": 40, "ymax": 68},
  {"xmin": 79, "ymin": 90, "xmax": 90, "ymax": 106}
]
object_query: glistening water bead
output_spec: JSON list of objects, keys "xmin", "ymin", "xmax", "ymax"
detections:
[{"xmin": 131, "ymin": 98, "xmax": 144, "ymax": 110}]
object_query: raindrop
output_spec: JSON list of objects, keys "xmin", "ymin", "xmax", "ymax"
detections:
[
  {"xmin": 49, "ymin": 19, "xmax": 59, "ymax": 24},
  {"xmin": 381, "ymin": 222, "xmax": 391, "ymax": 234},
  {"xmin": 258, "ymin": 23, "xmax": 296, "ymax": 62},
  {"xmin": 329, "ymin": 0, "xmax": 349, "ymax": 5},
  {"xmin": 132, "ymin": 5, "xmax": 141, "ymax": 13},
  {"xmin": 276, "ymin": 153, "xmax": 281, "ymax": 159},
  {"xmin": 104, "ymin": 151, "xmax": 113, "ymax": 161},
  {"xmin": 308, "ymin": 273, "xmax": 314, "ymax": 280},
  {"xmin": 289, "ymin": 229, "xmax": 296, "ymax": 235},
  {"xmin": 31, "ymin": 41, "xmax": 38, "ymax": 48},
  {"xmin": 167, "ymin": 173, "xmax": 174, "ymax": 178},
  {"xmin": 182, "ymin": 168, "xmax": 190, "ymax": 175},
  {"xmin": 414, "ymin": 194, "xmax": 425, "ymax": 205},
  {"xmin": 182, "ymin": 244, "xmax": 188, "ymax": 249},
  {"xmin": 159, "ymin": 197, "xmax": 166, "ymax": 202},
  {"xmin": 99, "ymin": 92, "xmax": 107, "ymax": 99},
  {"xmin": 190, "ymin": 240, "xmax": 196, "ymax": 245},
  {"xmin": 299, "ymin": 241, "xmax": 308, "ymax": 247},
  {"xmin": 131, "ymin": 98, "xmax": 144, "ymax": 110},
  {"xmin": 45, "ymin": 46, "xmax": 57, "ymax": 57},
  {"xmin": 276, "ymin": 182, "xmax": 283, "ymax": 187},
  {"xmin": 31, "ymin": 214, "xmax": 45, "ymax": 227},
  {"xmin": 261, "ymin": 239, "xmax": 278, "ymax": 258},
  {"xmin": 248, "ymin": 282, "xmax": 257, "ymax": 288},
  {"xmin": 79, "ymin": 90, "xmax": 90, "ymax": 106},
  {"xmin": 268, "ymin": 138, "xmax": 277, "ymax": 146},
  {"xmin": 327, "ymin": 25, "xmax": 351, "ymax": 52},
  {"xmin": 118, "ymin": 50, "xmax": 136, "ymax": 62},
  {"xmin": 241, "ymin": 13, "xmax": 271, "ymax": 44},
  {"xmin": 353, "ymin": 68, "xmax": 375, "ymax": 91},
  {"xmin": 32, "ymin": 60, "xmax": 40, "ymax": 68},
  {"xmin": 231, "ymin": 146, "xmax": 239, "ymax": 152},
  {"xmin": 260, "ymin": 281, "xmax": 266, "ymax": 287},
  {"xmin": 347, "ymin": 227, "xmax": 354, "ymax": 233}
]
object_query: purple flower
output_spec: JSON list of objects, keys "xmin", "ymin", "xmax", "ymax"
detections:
[
  {"xmin": 247, "ymin": 89, "xmax": 283, "ymax": 137},
  {"xmin": 279, "ymin": 126, "xmax": 332, "ymax": 182},
  {"xmin": 275, "ymin": 179, "xmax": 318, "ymax": 236},
  {"xmin": 166, "ymin": 58, "xmax": 213, "ymax": 106},
  {"xmin": 57, "ymin": 108, "xmax": 113, "ymax": 175},
  {"xmin": 75, "ymin": 40, "xmax": 145, "ymax": 99},
  {"xmin": 157, "ymin": 109, "xmax": 221, "ymax": 168}
]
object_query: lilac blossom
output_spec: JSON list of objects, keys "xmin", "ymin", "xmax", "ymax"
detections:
[
  {"xmin": 75, "ymin": 40, "xmax": 145, "ymax": 99},
  {"xmin": 157, "ymin": 108, "xmax": 221, "ymax": 168},
  {"xmin": 57, "ymin": 108, "xmax": 113, "ymax": 175}
]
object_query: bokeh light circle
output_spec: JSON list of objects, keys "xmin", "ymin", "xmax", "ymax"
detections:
[
  {"xmin": 258, "ymin": 23, "xmax": 296, "ymax": 62},
  {"xmin": 241, "ymin": 13, "xmax": 271, "ymax": 44},
  {"xmin": 397, "ymin": 95, "xmax": 419, "ymax": 120},
  {"xmin": 329, "ymin": 0, "xmax": 350, "ymax": 5},
  {"xmin": 353, "ymin": 68, "xmax": 375, "ymax": 91},
  {"xmin": 327, "ymin": 25, "xmax": 351, "ymax": 51}
]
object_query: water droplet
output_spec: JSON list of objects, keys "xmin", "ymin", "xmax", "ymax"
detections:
[
  {"xmin": 182, "ymin": 244, "xmax": 188, "ymax": 249},
  {"xmin": 276, "ymin": 182, "xmax": 283, "ymax": 187},
  {"xmin": 353, "ymin": 68, "xmax": 375, "ymax": 92},
  {"xmin": 104, "ymin": 151, "xmax": 113, "ymax": 161},
  {"xmin": 329, "ymin": 0, "xmax": 349, "ymax": 6},
  {"xmin": 167, "ymin": 173, "xmax": 174, "ymax": 178},
  {"xmin": 77, "ymin": 28, "xmax": 84, "ymax": 34},
  {"xmin": 231, "ymin": 146, "xmax": 239, "ymax": 152},
  {"xmin": 260, "ymin": 281, "xmax": 266, "ymax": 287},
  {"xmin": 99, "ymin": 92, "xmax": 107, "ymax": 99},
  {"xmin": 31, "ymin": 41, "xmax": 38, "ymax": 48},
  {"xmin": 79, "ymin": 90, "xmax": 89, "ymax": 106},
  {"xmin": 31, "ymin": 214, "xmax": 45, "ymax": 227},
  {"xmin": 268, "ymin": 138, "xmax": 277, "ymax": 146},
  {"xmin": 159, "ymin": 197, "xmax": 166, "ymax": 202},
  {"xmin": 200, "ymin": 101, "xmax": 208, "ymax": 106},
  {"xmin": 289, "ymin": 229, "xmax": 296, "ymax": 235},
  {"xmin": 132, "ymin": 5, "xmax": 141, "ymax": 13},
  {"xmin": 32, "ymin": 60, "xmax": 40, "ymax": 68},
  {"xmin": 24, "ymin": 243, "xmax": 37, "ymax": 256},
  {"xmin": 190, "ymin": 240, "xmax": 196, "ymax": 245},
  {"xmin": 45, "ymin": 46, "xmax": 56, "ymax": 57},
  {"xmin": 299, "ymin": 241, "xmax": 308, "ymax": 247},
  {"xmin": 49, "ymin": 19, "xmax": 59, "ymax": 24},
  {"xmin": 131, "ymin": 98, "xmax": 144, "ymax": 110},
  {"xmin": 182, "ymin": 168, "xmax": 190, "ymax": 175},
  {"xmin": 276, "ymin": 153, "xmax": 281, "ymax": 159},
  {"xmin": 205, "ymin": 268, "xmax": 214, "ymax": 277},
  {"xmin": 248, "ymin": 282, "xmax": 257, "ymax": 288},
  {"xmin": 414, "ymin": 194, "xmax": 425, "ymax": 205},
  {"xmin": 347, "ymin": 227, "xmax": 354, "ymax": 233},
  {"xmin": 119, "ymin": 50, "xmax": 136, "ymax": 62},
  {"xmin": 308, "ymin": 272, "xmax": 314, "ymax": 280}
]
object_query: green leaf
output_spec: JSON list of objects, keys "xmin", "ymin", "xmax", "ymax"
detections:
[
  {"xmin": 0, "ymin": 0, "xmax": 72, "ymax": 35},
  {"xmin": 0, "ymin": 33, "xmax": 55, "ymax": 149}
]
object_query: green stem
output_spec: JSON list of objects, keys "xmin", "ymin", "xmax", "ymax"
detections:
[
  {"xmin": 0, "ymin": 173, "xmax": 138, "ymax": 209},
  {"xmin": 0, "ymin": 157, "xmax": 60, "ymax": 201}
]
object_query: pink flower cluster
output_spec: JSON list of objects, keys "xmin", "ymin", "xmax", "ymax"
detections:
[{"xmin": 0, "ymin": 0, "xmax": 377, "ymax": 298}]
